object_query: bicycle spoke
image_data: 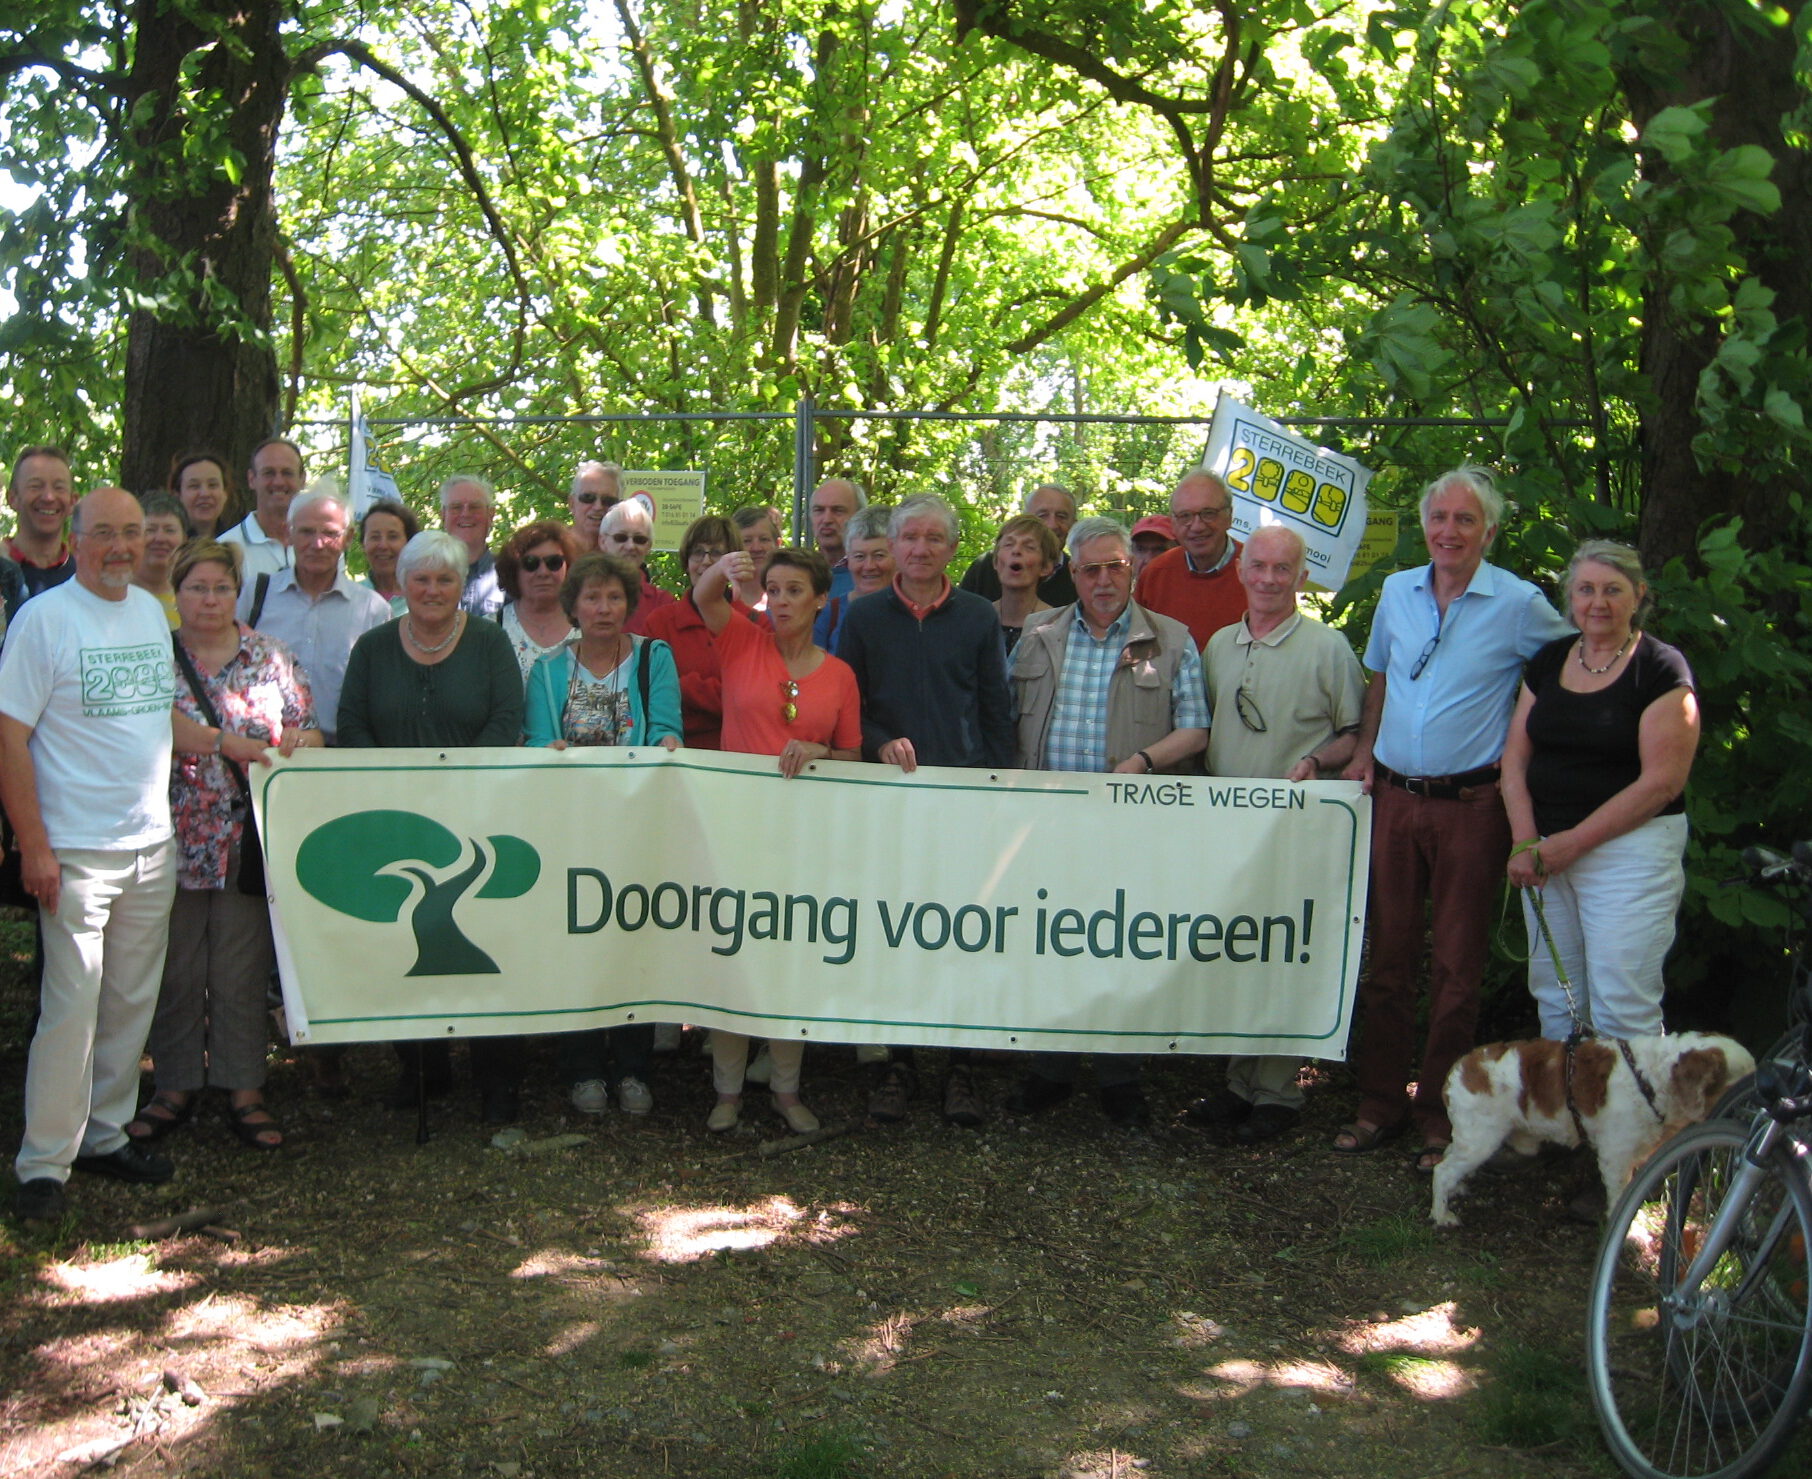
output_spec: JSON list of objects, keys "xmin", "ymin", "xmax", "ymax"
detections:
[{"xmin": 1586, "ymin": 1121, "xmax": 1812, "ymax": 1479}]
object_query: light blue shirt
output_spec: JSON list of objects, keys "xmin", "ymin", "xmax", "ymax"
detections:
[
  {"xmin": 239, "ymin": 568, "xmax": 394, "ymax": 743},
  {"xmin": 1364, "ymin": 560, "xmax": 1570, "ymax": 776}
]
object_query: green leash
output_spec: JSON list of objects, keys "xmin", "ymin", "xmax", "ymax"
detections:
[{"xmin": 1508, "ymin": 838, "xmax": 1590, "ymax": 1037}]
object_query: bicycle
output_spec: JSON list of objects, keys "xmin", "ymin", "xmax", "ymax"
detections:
[{"xmin": 1584, "ymin": 841, "xmax": 1812, "ymax": 1479}]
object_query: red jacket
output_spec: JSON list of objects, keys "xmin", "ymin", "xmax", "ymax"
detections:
[{"xmin": 639, "ymin": 592, "xmax": 757, "ymax": 750}]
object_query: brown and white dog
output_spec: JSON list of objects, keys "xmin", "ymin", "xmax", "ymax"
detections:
[{"xmin": 1431, "ymin": 1033, "xmax": 1754, "ymax": 1227}]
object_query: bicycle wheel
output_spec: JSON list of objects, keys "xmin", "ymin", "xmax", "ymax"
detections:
[{"xmin": 1586, "ymin": 1120, "xmax": 1812, "ymax": 1479}]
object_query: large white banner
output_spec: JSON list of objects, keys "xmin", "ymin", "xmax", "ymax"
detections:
[
  {"xmin": 253, "ymin": 750, "xmax": 1371, "ymax": 1059},
  {"xmin": 1203, "ymin": 394, "xmax": 1373, "ymax": 590}
]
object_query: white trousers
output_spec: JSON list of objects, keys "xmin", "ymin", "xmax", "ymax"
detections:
[
  {"xmin": 15, "ymin": 842, "xmax": 177, "ymax": 1184},
  {"xmin": 1523, "ymin": 813, "xmax": 1688, "ymax": 1041},
  {"xmin": 711, "ymin": 1034, "xmax": 803, "ymax": 1096}
]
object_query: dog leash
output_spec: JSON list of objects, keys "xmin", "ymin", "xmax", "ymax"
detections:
[{"xmin": 1511, "ymin": 841, "xmax": 1664, "ymax": 1125}]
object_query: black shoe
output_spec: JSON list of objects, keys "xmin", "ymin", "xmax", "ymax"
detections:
[
  {"xmin": 70, "ymin": 1143, "xmax": 174, "ymax": 1185},
  {"xmin": 867, "ymin": 1063, "xmax": 917, "ymax": 1124},
  {"xmin": 481, "ymin": 1084, "xmax": 521, "ymax": 1126},
  {"xmin": 941, "ymin": 1065, "xmax": 986, "ymax": 1128},
  {"xmin": 1100, "ymin": 1083, "xmax": 1152, "ymax": 1129},
  {"xmin": 13, "ymin": 1177, "xmax": 67, "ymax": 1221},
  {"xmin": 1183, "ymin": 1089, "xmax": 1251, "ymax": 1130},
  {"xmin": 1234, "ymin": 1104, "xmax": 1301, "ymax": 1144},
  {"xmin": 1005, "ymin": 1074, "xmax": 1074, "ymax": 1115}
]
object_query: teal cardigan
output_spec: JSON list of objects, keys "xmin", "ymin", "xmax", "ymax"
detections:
[{"xmin": 523, "ymin": 635, "xmax": 683, "ymax": 748}]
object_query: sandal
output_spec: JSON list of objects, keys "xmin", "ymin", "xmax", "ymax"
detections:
[
  {"xmin": 1331, "ymin": 1120, "xmax": 1404, "ymax": 1154},
  {"xmin": 126, "ymin": 1092, "xmax": 195, "ymax": 1142},
  {"xmin": 1414, "ymin": 1143, "xmax": 1449, "ymax": 1176},
  {"xmin": 229, "ymin": 1099, "xmax": 284, "ymax": 1151}
]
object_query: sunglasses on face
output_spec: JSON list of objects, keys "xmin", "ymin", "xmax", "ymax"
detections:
[{"xmin": 520, "ymin": 553, "xmax": 566, "ymax": 573}]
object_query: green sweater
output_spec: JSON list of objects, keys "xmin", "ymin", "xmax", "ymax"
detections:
[{"xmin": 338, "ymin": 617, "xmax": 524, "ymax": 748}]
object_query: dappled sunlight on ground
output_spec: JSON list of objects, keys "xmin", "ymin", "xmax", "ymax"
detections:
[
  {"xmin": 1336, "ymin": 1300, "xmax": 1479, "ymax": 1357},
  {"xmin": 40, "ymin": 1251, "xmax": 197, "ymax": 1304},
  {"xmin": 628, "ymin": 1193, "xmax": 858, "ymax": 1263},
  {"xmin": 162, "ymin": 1292, "xmax": 340, "ymax": 1354},
  {"xmin": 1187, "ymin": 1355, "xmax": 1355, "ymax": 1400}
]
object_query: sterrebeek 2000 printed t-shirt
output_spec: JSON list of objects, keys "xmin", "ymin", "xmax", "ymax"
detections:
[{"xmin": 0, "ymin": 580, "xmax": 176, "ymax": 851}]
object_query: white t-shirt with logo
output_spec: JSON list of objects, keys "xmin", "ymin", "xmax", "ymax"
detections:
[{"xmin": 0, "ymin": 580, "xmax": 176, "ymax": 851}]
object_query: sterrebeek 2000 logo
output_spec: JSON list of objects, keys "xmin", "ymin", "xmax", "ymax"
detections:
[{"xmin": 295, "ymin": 811, "xmax": 540, "ymax": 976}]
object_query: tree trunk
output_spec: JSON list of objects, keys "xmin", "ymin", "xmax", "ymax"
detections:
[
  {"xmin": 119, "ymin": 0, "xmax": 290, "ymax": 495},
  {"xmin": 1620, "ymin": 1, "xmax": 1811, "ymax": 569}
]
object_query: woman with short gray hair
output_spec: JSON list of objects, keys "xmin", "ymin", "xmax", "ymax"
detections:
[
  {"xmin": 1501, "ymin": 539, "xmax": 1699, "ymax": 1045},
  {"xmin": 338, "ymin": 529, "xmax": 527, "ymax": 1122}
]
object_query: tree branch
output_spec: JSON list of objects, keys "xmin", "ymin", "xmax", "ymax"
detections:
[
  {"xmin": 1003, "ymin": 217, "xmax": 1194, "ymax": 355},
  {"xmin": 292, "ymin": 37, "xmax": 532, "ymax": 401}
]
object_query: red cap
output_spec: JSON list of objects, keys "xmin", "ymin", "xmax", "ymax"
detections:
[{"xmin": 1131, "ymin": 514, "xmax": 1176, "ymax": 542}]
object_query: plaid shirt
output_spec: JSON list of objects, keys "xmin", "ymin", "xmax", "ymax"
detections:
[{"xmin": 1038, "ymin": 605, "xmax": 1211, "ymax": 773}]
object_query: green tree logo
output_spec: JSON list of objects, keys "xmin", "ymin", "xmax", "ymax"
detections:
[{"xmin": 295, "ymin": 810, "xmax": 541, "ymax": 976}]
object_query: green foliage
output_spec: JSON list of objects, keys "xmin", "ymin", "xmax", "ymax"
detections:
[
  {"xmin": 766, "ymin": 1430, "xmax": 866, "ymax": 1479},
  {"xmin": 1473, "ymin": 1341, "xmax": 1591, "ymax": 1450},
  {"xmin": 1337, "ymin": 1214, "xmax": 1436, "ymax": 1268}
]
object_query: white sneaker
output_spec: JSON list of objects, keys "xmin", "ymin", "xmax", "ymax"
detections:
[
  {"xmin": 616, "ymin": 1076, "xmax": 654, "ymax": 1115},
  {"xmin": 570, "ymin": 1079, "xmax": 610, "ymax": 1115},
  {"xmin": 651, "ymin": 1023, "xmax": 683, "ymax": 1053},
  {"xmin": 744, "ymin": 1047, "xmax": 774, "ymax": 1085}
]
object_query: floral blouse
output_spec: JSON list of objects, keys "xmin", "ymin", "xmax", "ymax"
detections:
[
  {"xmin": 170, "ymin": 622, "xmax": 317, "ymax": 891},
  {"xmin": 500, "ymin": 601, "xmax": 572, "ymax": 684}
]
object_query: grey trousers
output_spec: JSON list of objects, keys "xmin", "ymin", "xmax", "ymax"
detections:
[{"xmin": 148, "ymin": 885, "xmax": 276, "ymax": 1093}]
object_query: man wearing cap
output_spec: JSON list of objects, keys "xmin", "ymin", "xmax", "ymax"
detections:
[{"xmin": 1129, "ymin": 514, "xmax": 1176, "ymax": 578}]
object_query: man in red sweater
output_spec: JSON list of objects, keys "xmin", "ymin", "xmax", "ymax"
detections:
[{"xmin": 1134, "ymin": 470, "xmax": 1246, "ymax": 649}]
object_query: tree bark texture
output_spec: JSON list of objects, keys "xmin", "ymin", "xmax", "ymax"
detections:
[
  {"xmin": 1620, "ymin": 1, "xmax": 1811, "ymax": 568},
  {"xmin": 120, "ymin": 0, "xmax": 289, "ymax": 496}
]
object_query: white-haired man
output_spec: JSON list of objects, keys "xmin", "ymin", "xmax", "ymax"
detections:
[
  {"xmin": 1, "ymin": 489, "xmax": 267, "ymax": 1220},
  {"xmin": 1337, "ymin": 466, "xmax": 1570, "ymax": 1172},
  {"xmin": 1188, "ymin": 523, "xmax": 1365, "ymax": 1144},
  {"xmin": 840, "ymin": 492, "xmax": 1015, "ymax": 1127},
  {"xmin": 440, "ymin": 474, "xmax": 502, "ymax": 618},
  {"xmin": 959, "ymin": 483, "xmax": 1078, "ymax": 606},
  {"xmin": 238, "ymin": 487, "xmax": 392, "ymax": 745},
  {"xmin": 569, "ymin": 460, "xmax": 621, "ymax": 545},
  {"xmin": 810, "ymin": 476, "xmax": 864, "ymax": 586},
  {"xmin": 1004, "ymin": 515, "xmax": 1209, "ymax": 1130}
]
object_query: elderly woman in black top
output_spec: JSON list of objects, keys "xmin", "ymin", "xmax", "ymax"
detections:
[
  {"xmin": 339, "ymin": 530, "xmax": 526, "ymax": 1121},
  {"xmin": 1501, "ymin": 539, "xmax": 1699, "ymax": 1041}
]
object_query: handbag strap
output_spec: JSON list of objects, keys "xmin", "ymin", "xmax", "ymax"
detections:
[{"xmin": 171, "ymin": 633, "xmax": 255, "ymax": 809}]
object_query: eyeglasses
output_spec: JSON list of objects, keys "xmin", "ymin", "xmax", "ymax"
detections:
[
  {"xmin": 611, "ymin": 533, "xmax": 651, "ymax": 547},
  {"xmin": 689, "ymin": 546, "xmax": 727, "ymax": 562},
  {"xmin": 1173, "ymin": 506, "xmax": 1231, "ymax": 526},
  {"xmin": 1073, "ymin": 559, "xmax": 1133, "ymax": 580},
  {"xmin": 780, "ymin": 679, "xmax": 800, "ymax": 724},
  {"xmin": 573, "ymin": 492, "xmax": 613, "ymax": 506},
  {"xmin": 1410, "ymin": 632, "xmax": 1441, "ymax": 681},
  {"xmin": 520, "ymin": 553, "xmax": 566, "ymax": 573},
  {"xmin": 1234, "ymin": 688, "xmax": 1266, "ymax": 733}
]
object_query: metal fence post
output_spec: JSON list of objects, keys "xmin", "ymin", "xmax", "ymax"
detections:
[{"xmin": 792, "ymin": 394, "xmax": 816, "ymax": 544}]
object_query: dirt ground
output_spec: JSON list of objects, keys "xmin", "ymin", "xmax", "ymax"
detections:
[{"xmin": 3, "ymin": 922, "xmax": 1800, "ymax": 1479}]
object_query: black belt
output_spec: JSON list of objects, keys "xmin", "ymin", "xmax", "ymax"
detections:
[{"xmin": 1375, "ymin": 761, "xmax": 1500, "ymax": 800}]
